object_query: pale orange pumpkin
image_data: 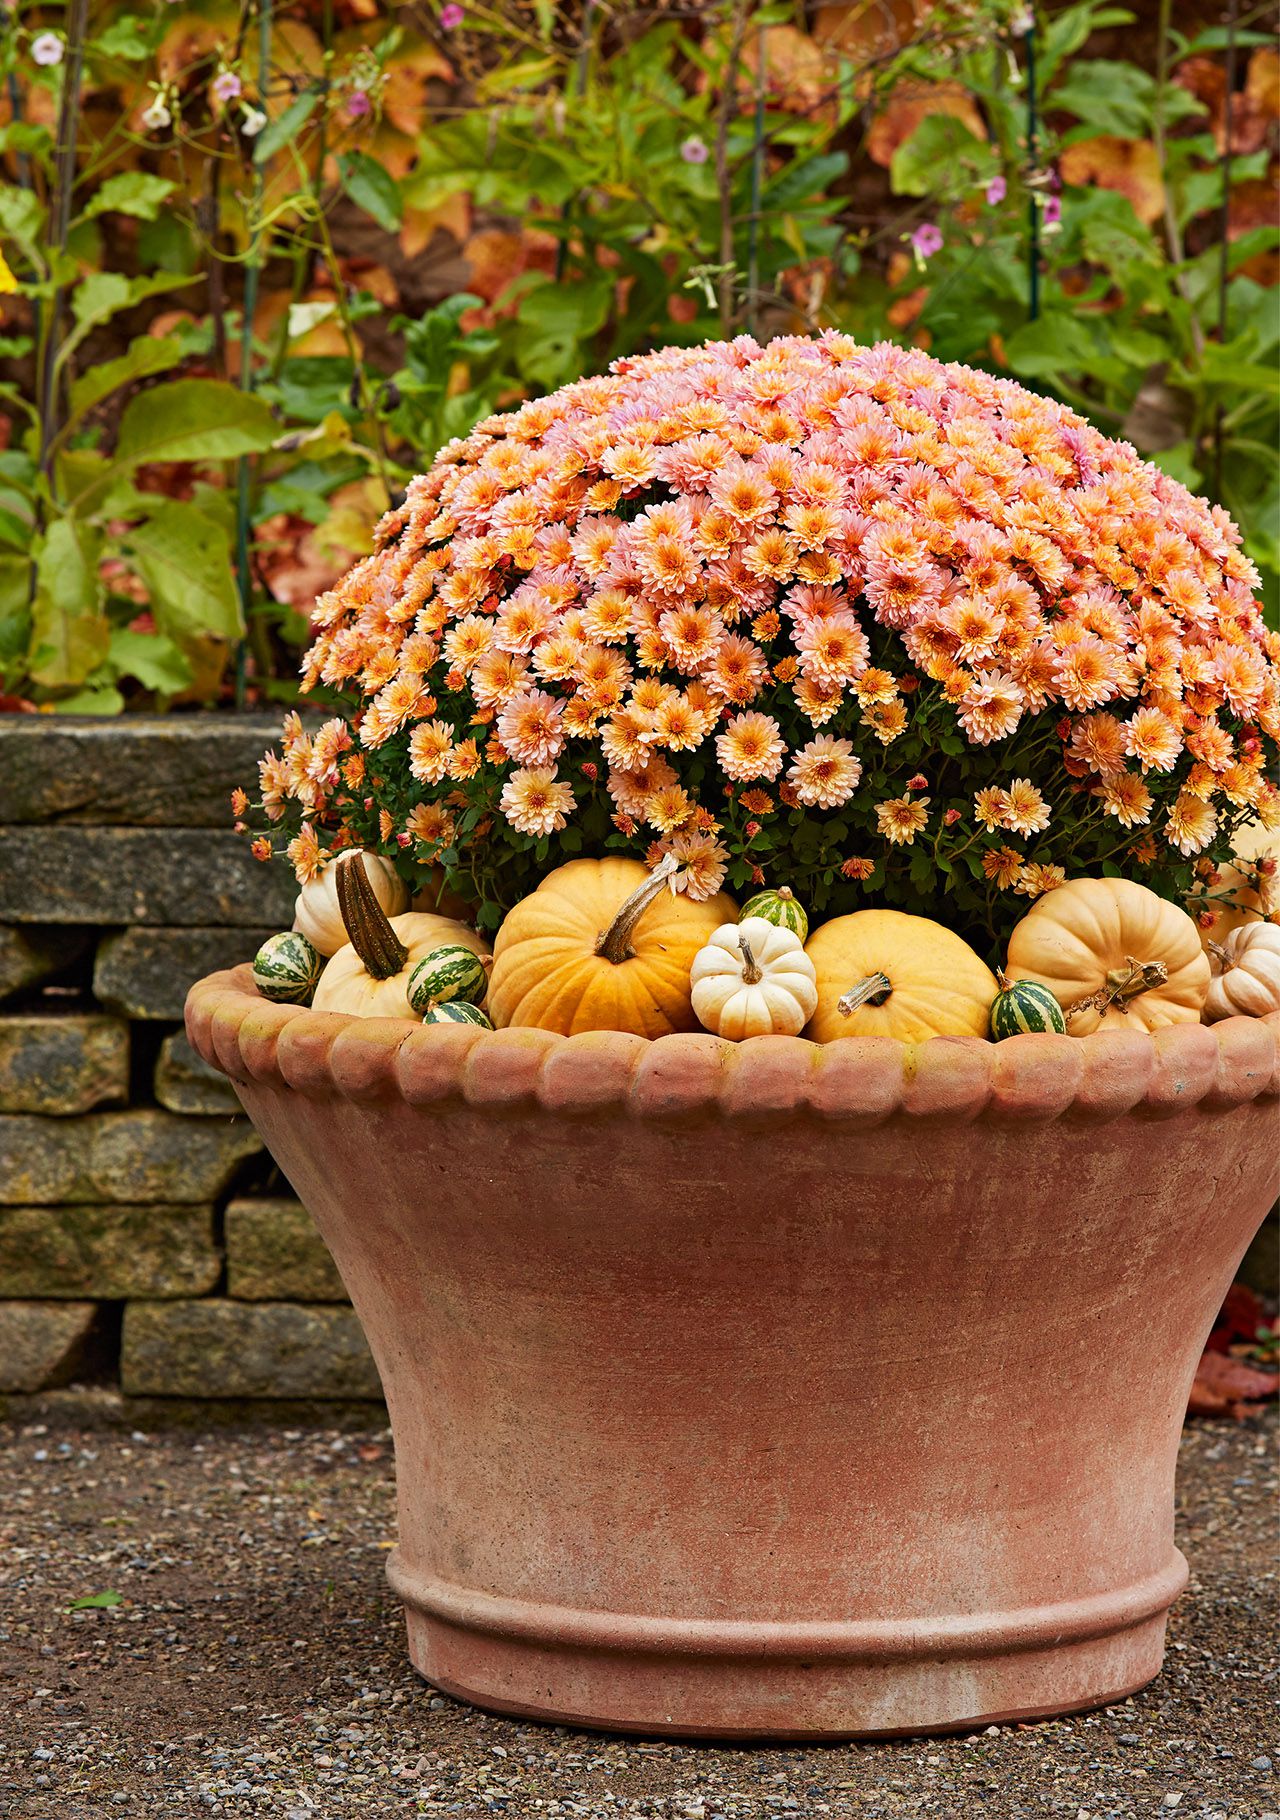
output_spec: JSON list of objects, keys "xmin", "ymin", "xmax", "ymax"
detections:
[
  {"xmin": 1005, "ymin": 877, "xmax": 1210, "ymax": 1034},
  {"xmin": 311, "ymin": 854, "xmax": 489, "ymax": 1019},
  {"xmin": 487, "ymin": 855, "xmax": 736, "ymax": 1037},
  {"xmin": 804, "ymin": 909, "xmax": 998, "ymax": 1043}
]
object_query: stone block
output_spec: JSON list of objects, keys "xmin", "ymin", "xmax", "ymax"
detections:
[
  {"xmin": 225, "ymin": 1198, "xmax": 347, "ymax": 1302},
  {"xmin": 0, "ymin": 1109, "xmax": 261, "ymax": 1204},
  {"xmin": 0, "ymin": 1204, "xmax": 220, "ymax": 1299},
  {"xmin": 155, "ymin": 1032, "xmax": 242, "ymax": 1115},
  {"xmin": 0, "ymin": 1301, "xmax": 103, "ymax": 1392},
  {"xmin": 0, "ymin": 926, "xmax": 92, "ymax": 1003},
  {"xmin": 0, "ymin": 713, "xmax": 281, "ymax": 826},
  {"xmin": 121, "ymin": 1300, "xmax": 380, "ymax": 1399},
  {"xmin": 95, "ymin": 927, "xmax": 277, "ymax": 1019},
  {"xmin": 0, "ymin": 828, "xmax": 296, "ymax": 926},
  {"xmin": 0, "ymin": 1013, "xmax": 129, "ymax": 1114}
]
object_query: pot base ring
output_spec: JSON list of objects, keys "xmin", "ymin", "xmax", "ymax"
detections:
[{"xmin": 389, "ymin": 1549, "xmax": 1187, "ymax": 1739}]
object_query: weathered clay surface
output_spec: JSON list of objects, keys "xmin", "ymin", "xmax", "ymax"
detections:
[
  {"xmin": 95, "ymin": 926, "xmax": 282, "ymax": 1020},
  {"xmin": 186, "ymin": 968, "xmax": 1280, "ymax": 1739},
  {"xmin": 0, "ymin": 713, "xmax": 280, "ymax": 826},
  {"xmin": 0, "ymin": 828, "xmax": 295, "ymax": 926},
  {"xmin": 154, "ymin": 1032, "xmax": 242, "ymax": 1115},
  {"xmin": 121, "ymin": 1299, "xmax": 379, "ymax": 1399},
  {"xmin": 225, "ymin": 1197, "xmax": 347, "ymax": 1302},
  {"xmin": 0, "ymin": 1204, "xmax": 220, "ymax": 1299},
  {"xmin": 0, "ymin": 1014, "xmax": 129, "ymax": 1115},
  {"xmin": 0, "ymin": 1108, "xmax": 261, "ymax": 1204},
  {"xmin": 0, "ymin": 1300, "xmax": 103, "ymax": 1392}
]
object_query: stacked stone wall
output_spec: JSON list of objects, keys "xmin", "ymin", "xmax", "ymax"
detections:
[{"xmin": 0, "ymin": 717, "xmax": 379, "ymax": 1409}]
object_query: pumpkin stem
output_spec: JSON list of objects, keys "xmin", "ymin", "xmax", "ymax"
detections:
[
  {"xmin": 1207, "ymin": 939, "xmax": 1230, "ymax": 969},
  {"xmin": 336, "ymin": 853, "xmax": 409, "ymax": 980},
  {"xmin": 777, "ymin": 886, "xmax": 794, "ymax": 903},
  {"xmin": 995, "ymin": 965, "xmax": 1010, "ymax": 992},
  {"xmin": 837, "ymin": 970, "xmax": 893, "ymax": 1016},
  {"xmin": 738, "ymin": 934, "xmax": 764, "ymax": 985},
  {"xmin": 1065, "ymin": 954, "xmax": 1169, "ymax": 1023},
  {"xmin": 595, "ymin": 852, "xmax": 682, "ymax": 965}
]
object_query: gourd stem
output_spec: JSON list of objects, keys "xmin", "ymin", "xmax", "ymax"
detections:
[
  {"xmin": 776, "ymin": 886, "xmax": 795, "ymax": 903},
  {"xmin": 1065, "ymin": 954, "xmax": 1168, "ymax": 1023},
  {"xmin": 738, "ymin": 934, "xmax": 763, "ymax": 985},
  {"xmin": 596, "ymin": 851, "xmax": 681, "ymax": 965},
  {"xmin": 995, "ymin": 965, "xmax": 1010, "ymax": 992},
  {"xmin": 838, "ymin": 970, "xmax": 893, "ymax": 1015},
  {"xmin": 336, "ymin": 853, "xmax": 408, "ymax": 981}
]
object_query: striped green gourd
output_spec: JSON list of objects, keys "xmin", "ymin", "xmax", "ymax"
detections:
[
  {"xmin": 990, "ymin": 968, "xmax": 1067, "ymax": 1039},
  {"xmin": 737, "ymin": 885, "xmax": 808, "ymax": 943},
  {"xmin": 408, "ymin": 944, "xmax": 489, "ymax": 1016},
  {"xmin": 424, "ymin": 1000, "xmax": 493, "ymax": 1028},
  {"xmin": 252, "ymin": 930, "xmax": 323, "ymax": 1005}
]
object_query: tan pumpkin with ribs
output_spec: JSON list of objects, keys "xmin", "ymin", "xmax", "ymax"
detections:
[
  {"xmin": 488, "ymin": 854, "xmax": 735, "ymax": 1037},
  {"xmin": 1203, "ymin": 922, "xmax": 1280, "ymax": 1023},
  {"xmin": 1005, "ymin": 876, "xmax": 1209, "ymax": 1034},
  {"xmin": 310, "ymin": 854, "xmax": 489, "ymax": 1019}
]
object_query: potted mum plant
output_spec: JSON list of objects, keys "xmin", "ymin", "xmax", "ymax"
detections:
[{"xmin": 191, "ymin": 334, "xmax": 1279, "ymax": 1739}]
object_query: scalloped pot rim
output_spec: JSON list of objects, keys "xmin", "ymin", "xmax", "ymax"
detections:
[{"xmin": 187, "ymin": 967, "xmax": 1279, "ymax": 1125}]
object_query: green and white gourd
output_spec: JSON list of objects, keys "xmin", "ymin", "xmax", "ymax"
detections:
[
  {"xmin": 738, "ymin": 885, "xmax": 809, "ymax": 944},
  {"xmin": 407, "ymin": 943, "xmax": 489, "ymax": 1017},
  {"xmin": 252, "ymin": 930, "xmax": 323, "ymax": 1005},
  {"xmin": 424, "ymin": 1000, "xmax": 493, "ymax": 1028},
  {"xmin": 990, "ymin": 968, "xmax": 1067, "ymax": 1039}
]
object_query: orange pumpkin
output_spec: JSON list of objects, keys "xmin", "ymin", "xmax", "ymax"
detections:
[{"xmin": 487, "ymin": 855, "xmax": 736, "ymax": 1037}]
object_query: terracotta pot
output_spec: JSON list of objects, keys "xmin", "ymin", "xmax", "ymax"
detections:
[{"xmin": 187, "ymin": 969, "xmax": 1278, "ymax": 1740}]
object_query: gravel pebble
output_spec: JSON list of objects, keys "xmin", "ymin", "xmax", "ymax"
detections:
[{"xmin": 0, "ymin": 1409, "xmax": 1274, "ymax": 1817}]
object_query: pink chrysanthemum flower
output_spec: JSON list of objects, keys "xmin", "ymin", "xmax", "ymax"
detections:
[
  {"xmin": 500, "ymin": 768, "xmax": 575, "ymax": 837},
  {"xmin": 788, "ymin": 735, "xmax": 862, "ymax": 809},
  {"xmin": 716, "ymin": 711, "xmax": 785, "ymax": 782}
]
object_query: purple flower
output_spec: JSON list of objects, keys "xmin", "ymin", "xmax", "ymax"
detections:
[
  {"xmin": 910, "ymin": 222, "xmax": 944, "ymax": 261},
  {"xmin": 985, "ymin": 175, "xmax": 1006, "ymax": 207},
  {"xmin": 345, "ymin": 88, "xmax": 372, "ymax": 119},
  {"xmin": 440, "ymin": 3, "xmax": 465, "ymax": 27},
  {"xmin": 1043, "ymin": 195, "xmax": 1062, "ymax": 226},
  {"xmin": 680, "ymin": 136, "xmax": 709, "ymax": 166},
  {"xmin": 31, "ymin": 32, "xmax": 63, "ymax": 66},
  {"xmin": 211, "ymin": 70, "xmax": 242, "ymax": 105}
]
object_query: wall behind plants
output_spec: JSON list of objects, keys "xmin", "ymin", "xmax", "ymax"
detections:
[
  {"xmin": 0, "ymin": 0, "xmax": 1275, "ymax": 721},
  {"xmin": 0, "ymin": 716, "xmax": 383, "ymax": 1411}
]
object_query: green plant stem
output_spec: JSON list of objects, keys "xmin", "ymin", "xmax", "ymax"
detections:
[
  {"xmin": 1212, "ymin": 0, "xmax": 1239, "ymax": 498},
  {"xmin": 1023, "ymin": 12, "xmax": 1039, "ymax": 324},
  {"xmin": 1153, "ymin": 0, "xmax": 1204, "ymax": 362},
  {"xmin": 745, "ymin": 17, "xmax": 767, "ymax": 337},
  {"xmin": 235, "ymin": 0, "xmax": 275, "ymax": 709},
  {"xmin": 36, "ymin": 0, "xmax": 89, "ymax": 492},
  {"xmin": 714, "ymin": 0, "xmax": 751, "ymax": 333}
]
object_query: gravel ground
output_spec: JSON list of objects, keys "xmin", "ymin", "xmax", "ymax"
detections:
[{"xmin": 0, "ymin": 1411, "xmax": 1275, "ymax": 1820}]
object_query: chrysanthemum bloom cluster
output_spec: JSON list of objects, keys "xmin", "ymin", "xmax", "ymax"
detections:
[{"xmin": 244, "ymin": 333, "xmax": 1280, "ymax": 946}]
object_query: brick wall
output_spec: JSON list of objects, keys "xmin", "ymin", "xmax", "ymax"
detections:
[{"xmin": 0, "ymin": 716, "xmax": 381, "ymax": 1409}]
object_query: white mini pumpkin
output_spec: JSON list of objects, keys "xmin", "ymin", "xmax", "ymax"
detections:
[
  {"xmin": 294, "ymin": 852, "xmax": 409, "ymax": 956},
  {"xmin": 1203, "ymin": 922, "xmax": 1280, "ymax": 1023},
  {"xmin": 690, "ymin": 916, "xmax": 818, "ymax": 1040}
]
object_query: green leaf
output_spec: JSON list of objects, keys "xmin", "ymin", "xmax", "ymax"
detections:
[
  {"xmin": 68, "ymin": 336, "xmax": 185, "ymax": 423},
  {"xmin": 78, "ymin": 173, "xmax": 177, "ymax": 224},
  {"xmin": 122, "ymin": 501, "xmax": 244, "ymax": 644},
  {"xmin": 1050, "ymin": 61, "xmax": 1162, "ymax": 137},
  {"xmin": 338, "ymin": 153, "xmax": 403, "ymax": 234},
  {"xmin": 0, "ymin": 187, "xmax": 47, "ymax": 266},
  {"xmin": 253, "ymin": 91, "xmax": 319, "ymax": 165},
  {"xmin": 113, "ymin": 381, "xmax": 277, "ymax": 470},
  {"xmin": 515, "ymin": 275, "xmax": 612, "ymax": 389},
  {"xmin": 889, "ymin": 117, "xmax": 989, "ymax": 198},
  {"xmin": 91, "ymin": 15, "xmax": 158, "ymax": 59},
  {"xmin": 0, "ymin": 554, "xmax": 33, "ymax": 681},
  {"xmin": 68, "ymin": 1590, "xmax": 124, "ymax": 1610},
  {"xmin": 52, "ymin": 682, "xmax": 126, "ymax": 714},
  {"xmin": 106, "ymin": 626, "xmax": 194, "ymax": 693},
  {"xmin": 29, "ymin": 520, "xmax": 108, "ymax": 688},
  {"xmin": 60, "ymin": 272, "xmax": 190, "ymax": 371}
]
